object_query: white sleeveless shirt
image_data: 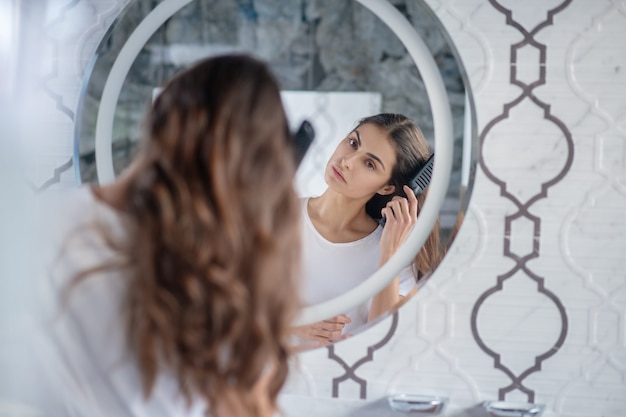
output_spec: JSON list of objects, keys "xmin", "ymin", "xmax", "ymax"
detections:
[{"xmin": 299, "ymin": 198, "xmax": 415, "ymax": 334}]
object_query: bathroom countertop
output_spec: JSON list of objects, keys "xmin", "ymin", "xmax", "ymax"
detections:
[
  {"xmin": 277, "ymin": 394, "xmax": 559, "ymax": 417},
  {"xmin": 278, "ymin": 395, "xmax": 409, "ymax": 417}
]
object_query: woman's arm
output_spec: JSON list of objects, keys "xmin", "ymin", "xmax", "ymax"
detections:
[
  {"xmin": 369, "ymin": 185, "xmax": 417, "ymax": 320},
  {"xmin": 368, "ymin": 277, "xmax": 401, "ymax": 321}
]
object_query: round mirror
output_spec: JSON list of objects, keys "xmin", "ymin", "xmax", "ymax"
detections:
[{"xmin": 74, "ymin": 0, "xmax": 476, "ymax": 340}]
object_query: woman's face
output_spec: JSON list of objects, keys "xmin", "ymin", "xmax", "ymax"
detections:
[{"xmin": 324, "ymin": 123, "xmax": 397, "ymax": 200}]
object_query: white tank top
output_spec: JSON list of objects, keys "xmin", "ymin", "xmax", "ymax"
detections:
[{"xmin": 299, "ymin": 198, "xmax": 415, "ymax": 334}]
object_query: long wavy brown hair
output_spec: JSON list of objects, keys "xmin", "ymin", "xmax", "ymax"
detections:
[
  {"xmin": 362, "ymin": 113, "xmax": 441, "ymax": 279},
  {"xmin": 88, "ymin": 55, "xmax": 300, "ymax": 416}
]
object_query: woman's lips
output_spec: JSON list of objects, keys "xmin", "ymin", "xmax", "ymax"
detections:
[{"xmin": 332, "ymin": 166, "xmax": 346, "ymax": 183}]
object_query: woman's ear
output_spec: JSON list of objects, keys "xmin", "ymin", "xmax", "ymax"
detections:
[{"xmin": 378, "ymin": 184, "xmax": 395, "ymax": 196}]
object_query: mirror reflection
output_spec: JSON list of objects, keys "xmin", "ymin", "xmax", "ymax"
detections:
[
  {"xmin": 75, "ymin": 0, "xmax": 475, "ymax": 343},
  {"xmin": 291, "ymin": 113, "xmax": 441, "ymax": 348}
]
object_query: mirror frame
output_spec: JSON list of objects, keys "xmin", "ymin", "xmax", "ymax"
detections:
[{"xmin": 86, "ymin": 0, "xmax": 454, "ymax": 326}]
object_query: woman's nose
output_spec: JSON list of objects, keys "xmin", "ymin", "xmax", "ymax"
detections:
[{"xmin": 341, "ymin": 154, "xmax": 354, "ymax": 169}]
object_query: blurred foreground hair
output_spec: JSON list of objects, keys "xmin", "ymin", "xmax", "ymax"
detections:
[{"xmin": 73, "ymin": 54, "xmax": 301, "ymax": 417}]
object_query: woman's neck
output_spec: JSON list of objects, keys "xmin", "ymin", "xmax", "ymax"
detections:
[{"xmin": 307, "ymin": 190, "xmax": 378, "ymax": 243}]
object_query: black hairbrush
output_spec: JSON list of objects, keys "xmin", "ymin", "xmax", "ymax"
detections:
[
  {"xmin": 292, "ymin": 120, "xmax": 315, "ymax": 167},
  {"xmin": 379, "ymin": 153, "xmax": 434, "ymax": 227},
  {"xmin": 407, "ymin": 153, "xmax": 434, "ymax": 196}
]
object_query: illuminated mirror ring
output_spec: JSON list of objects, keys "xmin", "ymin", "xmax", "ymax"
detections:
[{"xmin": 93, "ymin": 0, "xmax": 454, "ymax": 326}]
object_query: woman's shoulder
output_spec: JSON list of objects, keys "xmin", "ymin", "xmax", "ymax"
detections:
[
  {"xmin": 36, "ymin": 186, "xmax": 128, "ymax": 264},
  {"xmin": 37, "ymin": 186, "xmax": 98, "ymax": 219}
]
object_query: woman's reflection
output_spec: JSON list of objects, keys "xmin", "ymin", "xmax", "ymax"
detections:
[{"xmin": 291, "ymin": 113, "xmax": 441, "ymax": 348}]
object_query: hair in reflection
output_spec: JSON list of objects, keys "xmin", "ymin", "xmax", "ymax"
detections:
[
  {"xmin": 78, "ymin": 55, "xmax": 300, "ymax": 416},
  {"xmin": 362, "ymin": 113, "xmax": 441, "ymax": 279}
]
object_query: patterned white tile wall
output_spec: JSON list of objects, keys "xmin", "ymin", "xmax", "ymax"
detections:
[
  {"xmin": 17, "ymin": 0, "xmax": 626, "ymax": 416},
  {"xmin": 285, "ymin": 1, "xmax": 626, "ymax": 416}
]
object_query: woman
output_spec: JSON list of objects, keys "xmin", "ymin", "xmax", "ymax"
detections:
[
  {"xmin": 36, "ymin": 55, "xmax": 301, "ymax": 417},
  {"xmin": 292, "ymin": 113, "xmax": 440, "ymax": 347}
]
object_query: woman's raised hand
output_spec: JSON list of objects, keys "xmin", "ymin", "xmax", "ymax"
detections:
[{"xmin": 379, "ymin": 185, "xmax": 418, "ymax": 265}]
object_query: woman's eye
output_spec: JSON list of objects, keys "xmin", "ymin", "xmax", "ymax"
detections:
[
  {"xmin": 348, "ymin": 138, "xmax": 357, "ymax": 148},
  {"xmin": 366, "ymin": 160, "xmax": 375, "ymax": 170}
]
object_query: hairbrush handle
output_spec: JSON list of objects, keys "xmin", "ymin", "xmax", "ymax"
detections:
[
  {"xmin": 408, "ymin": 153, "xmax": 434, "ymax": 196},
  {"xmin": 379, "ymin": 153, "xmax": 434, "ymax": 227},
  {"xmin": 293, "ymin": 120, "xmax": 315, "ymax": 167}
]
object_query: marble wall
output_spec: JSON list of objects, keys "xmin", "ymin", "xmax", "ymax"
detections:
[{"xmin": 5, "ymin": 0, "xmax": 626, "ymax": 416}]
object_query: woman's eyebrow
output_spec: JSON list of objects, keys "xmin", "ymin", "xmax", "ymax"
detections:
[
  {"xmin": 353, "ymin": 129, "xmax": 386, "ymax": 170},
  {"xmin": 367, "ymin": 152, "xmax": 386, "ymax": 170}
]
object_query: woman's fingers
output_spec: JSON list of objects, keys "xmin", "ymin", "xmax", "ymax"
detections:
[
  {"xmin": 299, "ymin": 315, "xmax": 350, "ymax": 342},
  {"xmin": 403, "ymin": 185, "xmax": 419, "ymax": 219},
  {"xmin": 322, "ymin": 314, "xmax": 350, "ymax": 325},
  {"xmin": 318, "ymin": 321, "xmax": 344, "ymax": 332},
  {"xmin": 383, "ymin": 186, "xmax": 419, "ymax": 225},
  {"xmin": 384, "ymin": 196, "xmax": 413, "ymax": 225},
  {"xmin": 319, "ymin": 315, "xmax": 350, "ymax": 339},
  {"xmin": 311, "ymin": 326, "xmax": 342, "ymax": 341},
  {"xmin": 378, "ymin": 188, "xmax": 421, "ymax": 265}
]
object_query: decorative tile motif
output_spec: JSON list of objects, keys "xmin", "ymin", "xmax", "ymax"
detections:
[
  {"xmin": 35, "ymin": 158, "xmax": 73, "ymax": 193},
  {"xmin": 76, "ymin": 0, "xmax": 130, "ymax": 72},
  {"xmin": 33, "ymin": 0, "xmax": 103, "ymax": 190},
  {"xmin": 327, "ymin": 312, "xmax": 399, "ymax": 399},
  {"xmin": 470, "ymin": 0, "xmax": 573, "ymax": 403}
]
